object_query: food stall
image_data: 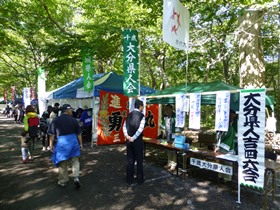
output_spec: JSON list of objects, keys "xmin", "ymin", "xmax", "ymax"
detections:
[{"xmin": 144, "ymin": 82, "xmax": 275, "ymax": 204}]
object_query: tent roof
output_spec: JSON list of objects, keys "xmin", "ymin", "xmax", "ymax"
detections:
[
  {"xmin": 146, "ymin": 81, "xmax": 240, "ymax": 105},
  {"xmin": 47, "ymin": 72, "xmax": 156, "ymax": 99},
  {"xmin": 146, "ymin": 81, "xmax": 275, "ymax": 111}
]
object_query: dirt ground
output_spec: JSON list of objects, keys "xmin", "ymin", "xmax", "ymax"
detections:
[{"xmin": 0, "ymin": 114, "xmax": 279, "ymax": 210}]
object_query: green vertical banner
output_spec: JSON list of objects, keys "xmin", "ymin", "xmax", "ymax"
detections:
[
  {"xmin": 123, "ymin": 29, "xmax": 139, "ymax": 96},
  {"xmin": 82, "ymin": 48, "xmax": 94, "ymax": 92}
]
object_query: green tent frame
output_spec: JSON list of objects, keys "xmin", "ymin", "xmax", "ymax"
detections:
[{"xmin": 146, "ymin": 81, "xmax": 275, "ymax": 111}]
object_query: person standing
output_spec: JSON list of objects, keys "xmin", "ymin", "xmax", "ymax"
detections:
[
  {"xmin": 123, "ymin": 99, "xmax": 145, "ymax": 186},
  {"xmin": 23, "ymin": 105, "xmax": 40, "ymax": 155},
  {"xmin": 80, "ymin": 106, "xmax": 93, "ymax": 142},
  {"xmin": 161, "ymin": 104, "xmax": 178, "ymax": 171},
  {"xmin": 39, "ymin": 111, "xmax": 49, "ymax": 151},
  {"xmin": 48, "ymin": 104, "xmax": 83, "ymax": 188}
]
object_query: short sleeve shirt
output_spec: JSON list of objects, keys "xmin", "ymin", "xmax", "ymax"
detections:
[{"xmin": 49, "ymin": 114, "xmax": 82, "ymax": 136}]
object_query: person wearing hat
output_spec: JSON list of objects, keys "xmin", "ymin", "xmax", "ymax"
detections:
[{"xmin": 48, "ymin": 104, "xmax": 83, "ymax": 188}]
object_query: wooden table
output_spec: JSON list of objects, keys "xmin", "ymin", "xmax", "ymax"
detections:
[{"xmin": 143, "ymin": 138, "xmax": 238, "ymax": 178}]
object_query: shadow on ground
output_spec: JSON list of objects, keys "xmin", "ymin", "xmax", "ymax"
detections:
[{"xmin": 0, "ymin": 114, "xmax": 279, "ymax": 210}]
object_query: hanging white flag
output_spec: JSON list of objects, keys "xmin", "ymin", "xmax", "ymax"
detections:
[{"xmin": 163, "ymin": 0, "xmax": 190, "ymax": 50}]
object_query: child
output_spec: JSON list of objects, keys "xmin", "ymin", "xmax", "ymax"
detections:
[{"xmin": 20, "ymin": 131, "xmax": 31, "ymax": 163}]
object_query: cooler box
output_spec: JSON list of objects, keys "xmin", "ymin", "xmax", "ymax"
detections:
[{"xmin": 174, "ymin": 135, "xmax": 190, "ymax": 150}]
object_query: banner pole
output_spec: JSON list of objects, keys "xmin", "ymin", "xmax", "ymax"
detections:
[{"xmin": 185, "ymin": 49, "xmax": 189, "ymax": 92}]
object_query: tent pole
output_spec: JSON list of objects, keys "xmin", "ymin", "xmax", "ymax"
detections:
[{"xmin": 185, "ymin": 49, "xmax": 189, "ymax": 92}]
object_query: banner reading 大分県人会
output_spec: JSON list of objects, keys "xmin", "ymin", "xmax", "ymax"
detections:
[{"xmin": 123, "ymin": 29, "xmax": 139, "ymax": 97}]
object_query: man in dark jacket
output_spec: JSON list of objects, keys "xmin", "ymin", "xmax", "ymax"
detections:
[{"xmin": 122, "ymin": 99, "xmax": 145, "ymax": 185}]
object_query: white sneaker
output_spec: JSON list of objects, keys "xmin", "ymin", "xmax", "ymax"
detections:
[
  {"xmin": 57, "ymin": 181, "xmax": 66, "ymax": 187},
  {"xmin": 42, "ymin": 147, "xmax": 46, "ymax": 151},
  {"xmin": 169, "ymin": 162, "xmax": 177, "ymax": 171},
  {"xmin": 74, "ymin": 177, "xmax": 81, "ymax": 189}
]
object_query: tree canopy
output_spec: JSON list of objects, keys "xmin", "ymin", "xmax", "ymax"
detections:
[{"xmin": 0, "ymin": 0, "xmax": 279, "ymax": 107}]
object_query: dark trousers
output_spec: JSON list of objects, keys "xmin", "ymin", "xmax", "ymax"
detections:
[
  {"xmin": 126, "ymin": 139, "xmax": 144, "ymax": 184},
  {"xmin": 85, "ymin": 126, "xmax": 92, "ymax": 142}
]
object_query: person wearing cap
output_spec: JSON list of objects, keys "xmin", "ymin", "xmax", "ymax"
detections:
[
  {"xmin": 48, "ymin": 104, "xmax": 83, "ymax": 188},
  {"xmin": 122, "ymin": 99, "xmax": 145, "ymax": 186}
]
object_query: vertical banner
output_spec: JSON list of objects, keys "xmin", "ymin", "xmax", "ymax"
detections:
[
  {"xmin": 23, "ymin": 87, "xmax": 31, "ymax": 107},
  {"xmin": 97, "ymin": 91, "xmax": 159, "ymax": 145},
  {"xmin": 183, "ymin": 97, "xmax": 189, "ymax": 113},
  {"xmin": 30, "ymin": 86, "xmax": 36, "ymax": 100},
  {"xmin": 143, "ymin": 104, "xmax": 159, "ymax": 139},
  {"xmin": 98, "ymin": 90, "xmax": 128, "ymax": 145},
  {"xmin": 215, "ymin": 91, "xmax": 230, "ymax": 131},
  {"xmin": 189, "ymin": 93, "xmax": 201, "ymax": 129},
  {"xmin": 238, "ymin": 89, "xmax": 266, "ymax": 189},
  {"xmin": 37, "ymin": 67, "xmax": 46, "ymax": 116},
  {"xmin": 11, "ymin": 86, "xmax": 15, "ymax": 102},
  {"xmin": 123, "ymin": 29, "xmax": 139, "ymax": 96},
  {"xmin": 163, "ymin": 0, "xmax": 190, "ymax": 50},
  {"xmin": 3, "ymin": 89, "xmax": 6, "ymax": 103},
  {"xmin": 82, "ymin": 48, "xmax": 94, "ymax": 92},
  {"xmin": 175, "ymin": 94, "xmax": 186, "ymax": 128}
]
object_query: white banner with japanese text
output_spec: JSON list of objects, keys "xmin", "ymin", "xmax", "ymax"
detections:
[
  {"xmin": 175, "ymin": 94, "xmax": 186, "ymax": 128},
  {"xmin": 215, "ymin": 91, "xmax": 230, "ymax": 131},
  {"xmin": 189, "ymin": 93, "xmax": 201, "ymax": 129},
  {"xmin": 190, "ymin": 157, "xmax": 233, "ymax": 175},
  {"xmin": 238, "ymin": 89, "xmax": 266, "ymax": 189}
]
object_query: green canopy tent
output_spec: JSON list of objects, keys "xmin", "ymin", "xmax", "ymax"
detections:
[{"xmin": 146, "ymin": 81, "xmax": 275, "ymax": 111}]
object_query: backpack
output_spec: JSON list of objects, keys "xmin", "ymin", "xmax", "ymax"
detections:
[{"xmin": 28, "ymin": 117, "xmax": 39, "ymax": 137}]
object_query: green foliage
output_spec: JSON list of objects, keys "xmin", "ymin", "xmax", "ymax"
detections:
[{"xmin": 0, "ymin": 0, "xmax": 279, "ymax": 123}]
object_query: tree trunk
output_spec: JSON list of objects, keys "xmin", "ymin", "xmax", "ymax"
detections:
[{"xmin": 238, "ymin": 9, "xmax": 265, "ymax": 88}]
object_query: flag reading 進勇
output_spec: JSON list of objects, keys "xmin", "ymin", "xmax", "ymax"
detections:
[
  {"xmin": 163, "ymin": 0, "xmax": 190, "ymax": 50},
  {"xmin": 37, "ymin": 67, "xmax": 46, "ymax": 117},
  {"xmin": 123, "ymin": 29, "xmax": 139, "ymax": 97},
  {"xmin": 82, "ymin": 48, "xmax": 94, "ymax": 92},
  {"xmin": 238, "ymin": 89, "xmax": 266, "ymax": 190}
]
